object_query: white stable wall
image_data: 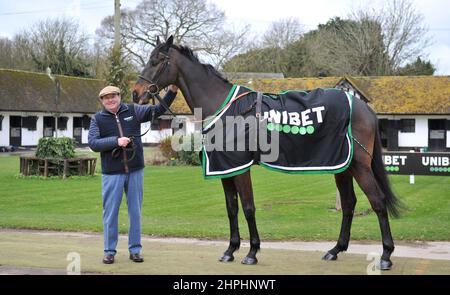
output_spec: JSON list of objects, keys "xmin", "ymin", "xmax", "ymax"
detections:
[
  {"xmin": 398, "ymin": 117, "xmax": 428, "ymax": 148},
  {"xmin": 0, "ymin": 111, "xmax": 93, "ymax": 146},
  {"xmin": 0, "ymin": 113, "xmax": 9, "ymax": 146}
]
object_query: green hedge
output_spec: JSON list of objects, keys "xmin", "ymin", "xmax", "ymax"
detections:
[{"xmin": 36, "ymin": 137, "xmax": 77, "ymax": 159}]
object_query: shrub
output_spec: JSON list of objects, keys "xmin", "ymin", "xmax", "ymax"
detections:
[
  {"xmin": 157, "ymin": 134, "xmax": 202, "ymax": 166},
  {"xmin": 159, "ymin": 136, "xmax": 177, "ymax": 160},
  {"xmin": 177, "ymin": 149, "xmax": 201, "ymax": 166},
  {"xmin": 175, "ymin": 134, "xmax": 202, "ymax": 166},
  {"xmin": 36, "ymin": 137, "xmax": 76, "ymax": 159}
]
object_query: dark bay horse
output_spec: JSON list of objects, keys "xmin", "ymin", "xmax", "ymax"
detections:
[{"xmin": 133, "ymin": 36, "xmax": 403, "ymax": 270}]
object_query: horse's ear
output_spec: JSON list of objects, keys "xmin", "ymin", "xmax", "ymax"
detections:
[
  {"xmin": 166, "ymin": 35, "xmax": 173, "ymax": 47},
  {"xmin": 156, "ymin": 36, "xmax": 161, "ymax": 46},
  {"xmin": 161, "ymin": 35, "xmax": 173, "ymax": 53}
]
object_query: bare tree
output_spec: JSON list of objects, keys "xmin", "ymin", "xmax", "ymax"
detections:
[
  {"xmin": 308, "ymin": 17, "xmax": 388, "ymax": 76},
  {"xmin": 351, "ymin": 0, "xmax": 430, "ymax": 73},
  {"xmin": 12, "ymin": 18, "xmax": 92, "ymax": 76},
  {"xmin": 0, "ymin": 38, "xmax": 14, "ymax": 68},
  {"xmin": 299, "ymin": 0, "xmax": 430, "ymax": 76},
  {"xmin": 262, "ymin": 17, "xmax": 304, "ymax": 49},
  {"xmin": 11, "ymin": 35, "xmax": 35, "ymax": 71},
  {"xmin": 257, "ymin": 18, "xmax": 304, "ymax": 74},
  {"xmin": 96, "ymin": 0, "xmax": 248, "ymax": 68},
  {"xmin": 382, "ymin": 0, "xmax": 430, "ymax": 71},
  {"xmin": 203, "ymin": 25, "xmax": 250, "ymax": 69},
  {"xmin": 0, "ymin": 35, "xmax": 36, "ymax": 71}
]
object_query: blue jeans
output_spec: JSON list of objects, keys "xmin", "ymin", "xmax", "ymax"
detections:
[{"xmin": 102, "ymin": 168, "xmax": 144, "ymax": 256}]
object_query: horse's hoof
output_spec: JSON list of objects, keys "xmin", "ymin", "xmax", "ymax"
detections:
[
  {"xmin": 241, "ymin": 256, "xmax": 258, "ymax": 265},
  {"xmin": 322, "ymin": 252, "xmax": 338, "ymax": 261},
  {"xmin": 380, "ymin": 259, "xmax": 393, "ymax": 270},
  {"xmin": 219, "ymin": 254, "xmax": 234, "ymax": 262}
]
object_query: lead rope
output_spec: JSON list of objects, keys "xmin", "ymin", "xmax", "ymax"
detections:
[{"xmin": 114, "ymin": 113, "xmax": 130, "ymax": 173}]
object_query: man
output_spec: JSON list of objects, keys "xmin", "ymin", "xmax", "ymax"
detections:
[{"xmin": 88, "ymin": 85, "xmax": 178, "ymax": 264}]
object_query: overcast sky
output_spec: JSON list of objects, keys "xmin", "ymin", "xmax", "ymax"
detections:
[{"xmin": 0, "ymin": 0, "xmax": 449, "ymax": 74}]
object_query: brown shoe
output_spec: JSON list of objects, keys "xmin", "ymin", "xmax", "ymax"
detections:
[
  {"xmin": 102, "ymin": 254, "xmax": 115, "ymax": 264},
  {"xmin": 129, "ymin": 253, "xmax": 144, "ymax": 263}
]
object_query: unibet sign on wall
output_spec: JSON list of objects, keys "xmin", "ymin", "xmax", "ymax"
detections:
[{"xmin": 382, "ymin": 152, "xmax": 450, "ymax": 176}]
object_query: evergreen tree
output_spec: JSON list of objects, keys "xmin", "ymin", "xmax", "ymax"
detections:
[
  {"xmin": 397, "ymin": 57, "xmax": 436, "ymax": 76},
  {"xmin": 105, "ymin": 48, "xmax": 132, "ymax": 102}
]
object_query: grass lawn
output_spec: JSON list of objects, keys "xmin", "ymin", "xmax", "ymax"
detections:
[{"xmin": 0, "ymin": 152, "xmax": 449, "ymax": 241}]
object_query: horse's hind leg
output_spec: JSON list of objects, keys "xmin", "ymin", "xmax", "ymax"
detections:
[
  {"xmin": 234, "ymin": 171, "xmax": 260, "ymax": 265},
  {"xmin": 323, "ymin": 170, "xmax": 357, "ymax": 261},
  {"xmin": 352, "ymin": 162, "xmax": 395, "ymax": 270},
  {"xmin": 219, "ymin": 177, "xmax": 240, "ymax": 262}
]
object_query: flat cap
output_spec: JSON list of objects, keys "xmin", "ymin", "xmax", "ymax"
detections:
[{"xmin": 99, "ymin": 85, "xmax": 121, "ymax": 98}]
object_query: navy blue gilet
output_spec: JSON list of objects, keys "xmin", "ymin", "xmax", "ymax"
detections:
[{"xmin": 95, "ymin": 104, "xmax": 144, "ymax": 174}]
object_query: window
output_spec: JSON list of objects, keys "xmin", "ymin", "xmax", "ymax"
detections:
[
  {"xmin": 0, "ymin": 115, "xmax": 3, "ymax": 131},
  {"xmin": 22, "ymin": 116, "xmax": 38, "ymax": 131},
  {"xmin": 159, "ymin": 119, "xmax": 171, "ymax": 130},
  {"xmin": 378, "ymin": 119, "xmax": 388, "ymax": 148},
  {"xmin": 57, "ymin": 117, "xmax": 69, "ymax": 130},
  {"xmin": 81, "ymin": 115, "xmax": 91, "ymax": 130},
  {"xmin": 429, "ymin": 119, "xmax": 446, "ymax": 139},
  {"xmin": 43, "ymin": 117, "xmax": 55, "ymax": 137},
  {"xmin": 400, "ymin": 119, "xmax": 415, "ymax": 133}
]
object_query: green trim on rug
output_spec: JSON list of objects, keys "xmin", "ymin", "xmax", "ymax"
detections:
[
  {"xmin": 202, "ymin": 84, "xmax": 237, "ymax": 129},
  {"xmin": 201, "ymin": 146, "xmax": 252, "ymax": 180},
  {"xmin": 258, "ymin": 161, "xmax": 351, "ymax": 175},
  {"xmin": 203, "ymin": 166, "xmax": 252, "ymax": 180},
  {"xmin": 200, "ymin": 88, "xmax": 355, "ymax": 179},
  {"xmin": 213, "ymin": 84, "xmax": 237, "ymax": 117}
]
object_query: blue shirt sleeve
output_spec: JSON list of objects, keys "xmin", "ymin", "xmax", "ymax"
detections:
[
  {"xmin": 134, "ymin": 90, "xmax": 178, "ymax": 123},
  {"xmin": 88, "ymin": 117, "xmax": 118, "ymax": 152}
]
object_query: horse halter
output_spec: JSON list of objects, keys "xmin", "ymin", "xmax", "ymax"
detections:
[
  {"xmin": 137, "ymin": 52, "xmax": 171, "ymax": 99},
  {"xmin": 134, "ymin": 55, "xmax": 179, "ymax": 122}
]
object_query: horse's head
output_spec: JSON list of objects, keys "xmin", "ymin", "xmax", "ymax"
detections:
[{"xmin": 133, "ymin": 35, "xmax": 178, "ymax": 104}]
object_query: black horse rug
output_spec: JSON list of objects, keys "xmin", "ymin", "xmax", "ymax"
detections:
[{"xmin": 201, "ymin": 85, "xmax": 354, "ymax": 179}]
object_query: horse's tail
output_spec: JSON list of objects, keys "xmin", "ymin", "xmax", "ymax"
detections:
[{"xmin": 371, "ymin": 121, "xmax": 404, "ymax": 218}]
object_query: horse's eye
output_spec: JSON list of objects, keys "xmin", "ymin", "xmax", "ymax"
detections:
[{"xmin": 151, "ymin": 59, "xmax": 159, "ymax": 66}]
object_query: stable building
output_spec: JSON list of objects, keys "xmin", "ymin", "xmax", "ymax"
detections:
[
  {"xmin": 337, "ymin": 76, "xmax": 450, "ymax": 152},
  {"xmin": 2, "ymin": 69, "xmax": 449, "ymax": 152},
  {"xmin": 0, "ymin": 69, "xmax": 188, "ymax": 149},
  {"xmin": 0, "ymin": 69, "xmax": 104, "ymax": 147}
]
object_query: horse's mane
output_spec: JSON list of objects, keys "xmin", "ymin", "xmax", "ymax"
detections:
[{"xmin": 171, "ymin": 44, "xmax": 229, "ymax": 83}]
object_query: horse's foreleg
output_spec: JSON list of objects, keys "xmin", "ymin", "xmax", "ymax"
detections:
[
  {"xmin": 234, "ymin": 171, "xmax": 260, "ymax": 265},
  {"xmin": 323, "ymin": 171, "xmax": 356, "ymax": 261},
  {"xmin": 219, "ymin": 177, "xmax": 240, "ymax": 262}
]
